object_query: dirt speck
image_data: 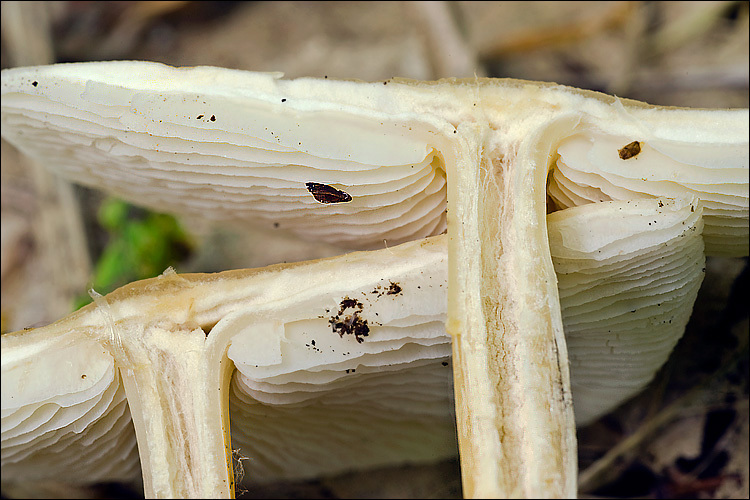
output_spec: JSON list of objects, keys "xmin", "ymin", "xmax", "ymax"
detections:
[
  {"xmin": 371, "ymin": 280, "xmax": 403, "ymax": 297},
  {"xmin": 328, "ymin": 297, "xmax": 370, "ymax": 343}
]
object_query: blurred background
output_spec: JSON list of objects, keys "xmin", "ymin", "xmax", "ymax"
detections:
[{"xmin": 1, "ymin": 1, "xmax": 748, "ymax": 498}]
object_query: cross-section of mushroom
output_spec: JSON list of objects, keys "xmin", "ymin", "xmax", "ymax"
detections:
[
  {"xmin": 0, "ymin": 63, "xmax": 447, "ymax": 249},
  {"xmin": 1, "ymin": 62, "xmax": 747, "ymax": 498},
  {"xmin": 1, "ymin": 196, "xmax": 708, "ymax": 493}
]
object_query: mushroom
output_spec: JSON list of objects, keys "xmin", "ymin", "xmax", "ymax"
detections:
[
  {"xmin": 1, "ymin": 196, "xmax": 707, "ymax": 496},
  {"xmin": 1, "ymin": 61, "xmax": 747, "ymax": 498}
]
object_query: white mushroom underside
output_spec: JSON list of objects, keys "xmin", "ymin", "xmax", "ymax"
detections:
[
  {"xmin": 4, "ymin": 63, "xmax": 746, "ymax": 254},
  {"xmin": 0, "ymin": 340, "xmax": 139, "ymax": 483},
  {"xmin": 549, "ymin": 132, "xmax": 748, "ymax": 256},
  {"xmin": 0, "ymin": 63, "xmax": 449, "ymax": 249},
  {"xmin": 1, "ymin": 196, "xmax": 705, "ymax": 485}
]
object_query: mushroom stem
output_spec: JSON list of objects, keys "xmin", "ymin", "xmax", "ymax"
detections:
[
  {"xmin": 110, "ymin": 321, "xmax": 235, "ymax": 498},
  {"xmin": 447, "ymin": 121, "xmax": 576, "ymax": 497}
]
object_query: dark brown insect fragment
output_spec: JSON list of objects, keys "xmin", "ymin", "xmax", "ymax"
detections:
[
  {"xmin": 306, "ymin": 182, "xmax": 352, "ymax": 204},
  {"xmin": 618, "ymin": 141, "xmax": 642, "ymax": 160}
]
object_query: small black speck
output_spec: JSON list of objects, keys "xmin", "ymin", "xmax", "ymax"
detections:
[
  {"xmin": 281, "ymin": 98, "xmax": 287, "ymax": 102},
  {"xmin": 210, "ymin": 115, "xmax": 216, "ymax": 121},
  {"xmin": 441, "ymin": 361, "xmax": 448, "ymax": 367},
  {"xmin": 383, "ymin": 81, "xmax": 388, "ymax": 85},
  {"xmin": 324, "ymin": 75, "xmax": 328, "ymax": 79},
  {"xmin": 311, "ymin": 340, "xmax": 316, "ymax": 346},
  {"xmin": 32, "ymin": 81, "xmax": 38, "ymax": 87},
  {"xmin": 273, "ymin": 222, "xmax": 279, "ymax": 228}
]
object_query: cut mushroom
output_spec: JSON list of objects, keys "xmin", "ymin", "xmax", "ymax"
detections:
[
  {"xmin": 1, "ymin": 61, "xmax": 747, "ymax": 498},
  {"xmin": 2, "ymin": 195, "xmax": 707, "ymax": 491}
]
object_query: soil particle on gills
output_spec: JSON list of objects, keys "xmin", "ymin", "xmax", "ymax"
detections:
[{"xmin": 329, "ymin": 297, "xmax": 370, "ymax": 343}]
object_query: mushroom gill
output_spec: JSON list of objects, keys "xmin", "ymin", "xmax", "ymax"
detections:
[
  {"xmin": 549, "ymin": 131, "xmax": 748, "ymax": 256},
  {"xmin": 0, "ymin": 62, "xmax": 447, "ymax": 249}
]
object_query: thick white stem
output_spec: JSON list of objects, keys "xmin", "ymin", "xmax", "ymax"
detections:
[
  {"xmin": 447, "ymin": 122, "xmax": 576, "ymax": 498},
  {"xmin": 115, "ymin": 323, "xmax": 235, "ymax": 498}
]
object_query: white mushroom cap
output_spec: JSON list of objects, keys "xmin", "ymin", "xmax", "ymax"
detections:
[
  {"xmin": 3, "ymin": 62, "xmax": 746, "ymax": 253},
  {"xmin": 1, "ymin": 61, "xmax": 448, "ymax": 249}
]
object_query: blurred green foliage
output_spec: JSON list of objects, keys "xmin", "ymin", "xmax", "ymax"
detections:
[{"xmin": 74, "ymin": 198, "xmax": 193, "ymax": 310}]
